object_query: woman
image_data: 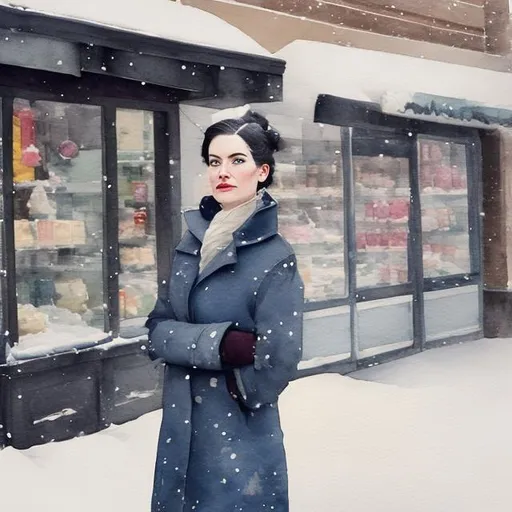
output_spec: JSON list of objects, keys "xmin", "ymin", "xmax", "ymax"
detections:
[{"xmin": 146, "ymin": 110, "xmax": 304, "ymax": 512}]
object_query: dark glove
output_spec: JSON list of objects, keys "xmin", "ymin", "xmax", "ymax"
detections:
[{"xmin": 220, "ymin": 329, "xmax": 256, "ymax": 366}]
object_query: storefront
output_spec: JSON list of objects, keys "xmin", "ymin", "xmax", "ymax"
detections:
[
  {"xmin": 0, "ymin": 0, "xmax": 285, "ymax": 449},
  {"xmin": 182, "ymin": 40, "xmax": 511, "ymax": 376}
]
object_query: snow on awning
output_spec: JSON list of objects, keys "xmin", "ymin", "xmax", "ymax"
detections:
[
  {"xmin": 274, "ymin": 40, "xmax": 512, "ymax": 129},
  {"xmin": 0, "ymin": 0, "xmax": 272, "ymax": 58}
]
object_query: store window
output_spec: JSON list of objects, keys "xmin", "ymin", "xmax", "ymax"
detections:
[
  {"xmin": 353, "ymin": 154, "xmax": 410, "ymax": 288},
  {"xmin": 419, "ymin": 138, "xmax": 470, "ymax": 278},
  {"xmin": 272, "ymin": 120, "xmax": 346, "ymax": 303},
  {"xmin": 13, "ymin": 99, "xmax": 106, "ymax": 351},
  {"xmin": 116, "ymin": 109, "xmax": 157, "ymax": 325}
]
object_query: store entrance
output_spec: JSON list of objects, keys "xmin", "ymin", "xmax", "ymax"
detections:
[{"xmin": 350, "ymin": 128, "xmax": 416, "ymax": 358}]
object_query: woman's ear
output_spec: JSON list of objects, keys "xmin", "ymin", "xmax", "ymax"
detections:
[{"xmin": 258, "ymin": 163, "xmax": 270, "ymax": 183}]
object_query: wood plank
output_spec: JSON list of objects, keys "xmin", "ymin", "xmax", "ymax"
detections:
[
  {"xmin": 236, "ymin": 0, "xmax": 486, "ymax": 51},
  {"xmin": 328, "ymin": 0, "xmax": 485, "ymax": 29},
  {"xmin": 237, "ymin": 1, "xmax": 484, "ymax": 32}
]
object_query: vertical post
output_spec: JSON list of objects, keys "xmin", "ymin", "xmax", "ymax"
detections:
[
  {"xmin": 341, "ymin": 127, "xmax": 357, "ymax": 362},
  {"xmin": 102, "ymin": 106, "xmax": 119, "ymax": 337},
  {"xmin": 410, "ymin": 135, "xmax": 426, "ymax": 350},
  {"xmin": 2, "ymin": 97, "xmax": 18, "ymax": 343},
  {"xmin": 467, "ymin": 136, "xmax": 484, "ymax": 333},
  {"xmin": 154, "ymin": 105, "xmax": 181, "ymax": 301}
]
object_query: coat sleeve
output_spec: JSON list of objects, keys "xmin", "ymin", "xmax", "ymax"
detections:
[
  {"xmin": 233, "ymin": 255, "xmax": 304, "ymax": 410},
  {"xmin": 145, "ymin": 296, "xmax": 232, "ymax": 371}
]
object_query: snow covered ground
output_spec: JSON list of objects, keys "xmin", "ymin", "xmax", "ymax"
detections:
[{"xmin": 1, "ymin": 337, "xmax": 511, "ymax": 511}]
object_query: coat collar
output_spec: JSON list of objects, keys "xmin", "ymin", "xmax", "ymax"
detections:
[{"xmin": 181, "ymin": 190, "xmax": 278, "ymax": 251}]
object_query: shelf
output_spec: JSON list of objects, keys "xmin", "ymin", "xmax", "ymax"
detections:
[
  {"xmin": 16, "ymin": 244, "xmax": 95, "ymax": 252},
  {"xmin": 14, "ymin": 181, "xmax": 102, "ymax": 195},
  {"xmin": 421, "ymin": 189, "xmax": 468, "ymax": 197},
  {"xmin": 357, "ymin": 247, "xmax": 408, "ymax": 253},
  {"xmin": 119, "ymin": 237, "xmax": 152, "ymax": 247},
  {"xmin": 123, "ymin": 199, "xmax": 152, "ymax": 209},
  {"xmin": 274, "ymin": 187, "xmax": 343, "ymax": 200},
  {"xmin": 17, "ymin": 263, "xmax": 102, "ymax": 273}
]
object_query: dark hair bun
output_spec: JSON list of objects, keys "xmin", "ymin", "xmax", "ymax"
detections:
[{"xmin": 241, "ymin": 110, "xmax": 281, "ymax": 153}]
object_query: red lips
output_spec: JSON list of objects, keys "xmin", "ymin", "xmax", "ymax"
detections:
[{"xmin": 216, "ymin": 183, "xmax": 235, "ymax": 191}]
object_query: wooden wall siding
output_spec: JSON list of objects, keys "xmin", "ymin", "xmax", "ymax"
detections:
[
  {"xmin": 484, "ymin": 0, "xmax": 511, "ymax": 53},
  {"xmin": 234, "ymin": 0, "xmax": 487, "ymax": 51}
]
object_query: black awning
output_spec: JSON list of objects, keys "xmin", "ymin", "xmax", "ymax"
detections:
[
  {"xmin": 0, "ymin": 4, "xmax": 285, "ymax": 105},
  {"xmin": 314, "ymin": 94, "xmax": 494, "ymax": 136}
]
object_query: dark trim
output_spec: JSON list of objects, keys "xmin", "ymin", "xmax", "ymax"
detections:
[
  {"xmin": 423, "ymin": 274, "xmax": 480, "ymax": 292},
  {"xmin": 355, "ymin": 284, "xmax": 413, "ymax": 302},
  {"xmin": 303, "ymin": 297, "xmax": 350, "ymax": 313},
  {"xmin": 102, "ymin": 106, "xmax": 120, "ymax": 337},
  {"xmin": 467, "ymin": 138, "xmax": 483, "ymax": 276},
  {"xmin": 80, "ymin": 45, "xmax": 211, "ymax": 94},
  {"xmin": 0, "ymin": 64, "xmax": 187, "ymax": 107},
  {"xmin": 342, "ymin": 127, "xmax": 357, "ymax": 361},
  {"xmin": 351, "ymin": 127, "xmax": 412, "ymax": 158},
  {"xmin": 167, "ymin": 105, "xmax": 183, "ymax": 256},
  {"xmin": 483, "ymin": 289, "xmax": 512, "ymax": 337},
  {"xmin": 315, "ymin": 94, "xmax": 485, "ymax": 138},
  {"xmin": 154, "ymin": 110, "xmax": 174, "ymax": 300},
  {"xmin": 1, "ymin": 97, "xmax": 18, "ymax": 343},
  {"xmin": 295, "ymin": 359, "xmax": 356, "ymax": 380},
  {"xmin": 410, "ymin": 135, "xmax": 426, "ymax": 350},
  {"xmin": 0, "ymin": 6, "xmax": 286, "ymax": 76}
]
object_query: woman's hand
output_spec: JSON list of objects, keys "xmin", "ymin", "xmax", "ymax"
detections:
[{"xmin": 220, "ymin": 329, "xmax": 256, "ymax": 366}]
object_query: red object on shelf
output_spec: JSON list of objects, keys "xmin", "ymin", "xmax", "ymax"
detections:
[
  {"xmin": 365, "ymin": 202, "xmax": 375, "ymax": 219},
  {"xmin": 366, "ymin": 232, "xmax": 380, "ymax": 247},
  {"xmin": 133, "ymin": 209, "xmax": 147, "ymax": 226},
  {"xmin": 374, "ymin": 201, "xmax": 390, "ymax": 220},
  {"xmin": 389, "ymin": 230, "xmax": 408, "ymax": 247},
  {"xmin": 58, "ymin": 140, "xmax": 80, "ymax": 160},
  {"xmin": 380, "ymin": 232, "xmax": 390, "ymax": 247},
  {"xmin": 17, "ymin": 108, "xmax": 35, "ymax": 149},
  {"xmin": 434, "ymin": 165, "xmax": 453, "ymax": 191},
  {"xmin": 356, "ymin": 233, "xmax": 367, "ymax": 250},
  {"xmin": 389, "ymin": 199, "xmax": 409, "ymax": 220}
]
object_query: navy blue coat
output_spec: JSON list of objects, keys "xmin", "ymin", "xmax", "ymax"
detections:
[{"xmin": 146, "ymin": 192, "xmax": 304, "ymax": 512}]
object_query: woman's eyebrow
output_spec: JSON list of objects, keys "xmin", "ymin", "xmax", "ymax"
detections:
[{"xmin": 208, "ymin": 152, "xmax": 247, "ymax": 159}]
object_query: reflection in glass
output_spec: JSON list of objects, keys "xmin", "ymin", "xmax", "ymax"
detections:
[
  {"xmin": 13, "ymin": 99, "xmax": 106, "ymax": 351},
  {"xmin": 117, "ymin": 109, "xmax": 157, "ymax": 325},
  {"xmin": 272, "ymin": 121, "xmax": 346, "ymax": 302},
  {"xmin": 419, "ymin": 139, "xmax": 470, "ymax": 278},
  {"xmin": 354, "ymin": 155, "xmax": 410, "ymax": 288}
]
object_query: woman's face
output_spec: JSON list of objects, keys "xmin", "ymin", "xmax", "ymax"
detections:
[{"xmin": 207, "ymin": 134, "xmax": 269, "ymax": 211}]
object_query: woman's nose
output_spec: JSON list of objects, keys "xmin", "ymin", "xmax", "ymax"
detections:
[{"xmin": 218, "ymin": 163, "xmax": 230, "ymax": 178}]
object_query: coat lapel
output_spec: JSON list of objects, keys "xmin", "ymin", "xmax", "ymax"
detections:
[{"xmin": 175, "ymin": 192, "xmax": 279, "ymax": 310}]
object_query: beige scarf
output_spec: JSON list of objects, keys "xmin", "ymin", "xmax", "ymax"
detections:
[{"xmin": 199, "ymin": 195, "xmax": 257, "ymax": 274}]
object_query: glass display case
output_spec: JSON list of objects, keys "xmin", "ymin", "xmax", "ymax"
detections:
[
  {"xmin": 273, "ymin": 121, "xmax": 346, "ymax": 303},
  {"xmin": 13, "ymin": 99, "xmax": 106, "ymax": 354},
  {"xmin": 419, "ymin": 139, "xmax": 470, "ymax": 278},
  {"xmin": 116, "ymin": 109, "xmax": 158, "ymax": 326},
  {"xmin": 353, "ymin": 155, "xmax": 410, "ymax": 288},
  {"xmin": 8, "ymin": 101, "xmax": 160, "ymax": 356}
]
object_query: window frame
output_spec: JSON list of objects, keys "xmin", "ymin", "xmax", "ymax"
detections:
[{"xmin": 0, "ymin": 90, "xmax": 180, "ymax": 345}]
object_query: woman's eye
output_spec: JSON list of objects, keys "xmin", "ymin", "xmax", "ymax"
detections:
[
  {"xmin": 233, "ymin": 158, "xmax": 245, "ymax": 164},
  {"xmin": 209, "ymin": 160, "xmax": 220, "ymax": 167}
]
